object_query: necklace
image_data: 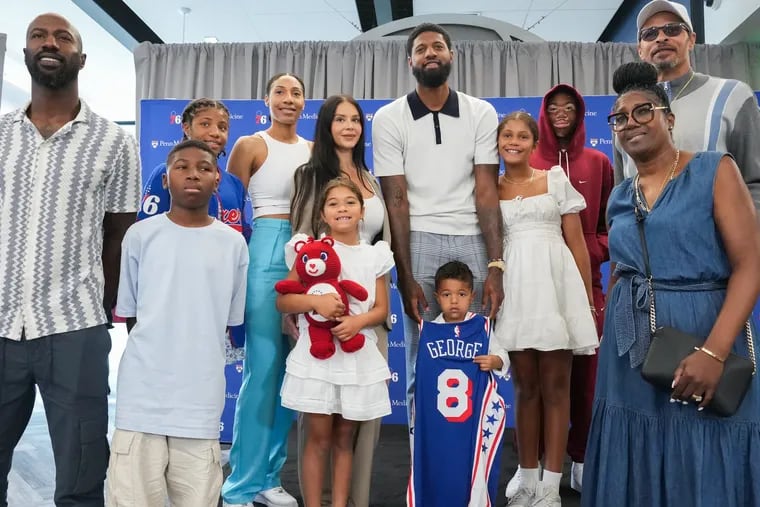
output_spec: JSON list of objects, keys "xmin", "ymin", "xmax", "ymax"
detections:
[
  {"xmin": 671, "ymin": 71, "xmax": 695, "ymax": 102},
  {"xmin": 634, "ymin": 149, "xmax": 680, "ymax": 212},
  {"xmin": 503, "ymin": 169, "xmax": 535, "ymax": 186}
]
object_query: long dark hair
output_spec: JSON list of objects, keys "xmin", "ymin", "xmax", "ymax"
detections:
[{"xmin": 291, "ymin": 95, "xmax": 371, "ymax": 236}]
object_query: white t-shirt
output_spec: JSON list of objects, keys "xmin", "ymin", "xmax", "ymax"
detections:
[{"xmin": 115, "ymin": 214, "xmax": 249, "ymax": 439}]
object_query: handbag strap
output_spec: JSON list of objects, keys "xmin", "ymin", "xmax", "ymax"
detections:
[
  {"xmin": 634, "ymin": 206, "xmax": 659, "ymax": 335},
  {"xmin": 634, "ymin": 205, "xmax": 756, "ymax": 374}
]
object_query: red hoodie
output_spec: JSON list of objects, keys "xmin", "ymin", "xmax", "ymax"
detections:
[{"xmin": 530, "ymin": 84, "xmax": 614, "ymax": 289}]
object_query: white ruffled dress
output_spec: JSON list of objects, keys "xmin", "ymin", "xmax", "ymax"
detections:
[
  {"xmin": 492, "ymin": 167, "xmax": 598, "ymax": 355},
  {"xmin": 280, "ymin": 234, "xmax": 394, "ymax": 421}
]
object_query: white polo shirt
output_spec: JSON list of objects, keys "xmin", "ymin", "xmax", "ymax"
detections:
[
  {"xmin": 372, "ymin": 89, "xmax": 498, "ymax": 235},
  {"xmin": 0, "ymin": 101, "xmax": 141, "ymax": 340}
]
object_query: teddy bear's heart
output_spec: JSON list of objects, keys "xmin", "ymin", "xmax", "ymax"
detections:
[{"xmin": 307, "ymin": 282, "xmax": 341, "ymax": 322}]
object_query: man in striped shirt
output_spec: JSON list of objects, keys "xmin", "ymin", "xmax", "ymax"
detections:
[{"xmin": 0, "ymin": 13, "xmax": 141, "ymax": 506}]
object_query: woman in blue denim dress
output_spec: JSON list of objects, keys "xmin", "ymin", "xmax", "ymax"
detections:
[{"xmin": 582, "ymin": 62, "xmax": 760, "ymax": 507}]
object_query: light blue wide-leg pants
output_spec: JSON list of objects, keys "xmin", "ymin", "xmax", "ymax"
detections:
[{"xmin": 223, "ymin": 218, "xmax": 293, "ymax": 504}]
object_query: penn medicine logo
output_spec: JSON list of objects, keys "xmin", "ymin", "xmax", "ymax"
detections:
[
  {"xmin": 150, "ymin": 139, "xmax": 181, "ymax": 149},
  {"xmin": 590, "ymin": 138, "xmax": 599, "ymax": 147}
]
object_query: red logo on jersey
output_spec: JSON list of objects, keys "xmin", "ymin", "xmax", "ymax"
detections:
[{"xmin": 222, "ymin": 209, "xmax": 241, "ymax": 224}]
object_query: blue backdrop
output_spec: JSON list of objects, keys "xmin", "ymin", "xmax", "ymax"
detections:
[{"xmin": 139, "ymin": 95, "xmax": 620, "ymax": 442}]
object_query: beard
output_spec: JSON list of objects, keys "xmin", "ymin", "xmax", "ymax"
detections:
[
  {"xmin": 25, "ymin": 51, "xmax": 81, "ymax": 90},
  {"xmin": 412, "ymin": 60, "xmax": 452, "ymax": 88},
  {"xmin": 652, "ymin": 58, "xmax": 680, "ymax": 72}
]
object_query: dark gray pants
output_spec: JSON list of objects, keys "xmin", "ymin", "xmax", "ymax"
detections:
[{"xmin": 0, "ymin": 325, "xmax": 111, "ymax": 507}]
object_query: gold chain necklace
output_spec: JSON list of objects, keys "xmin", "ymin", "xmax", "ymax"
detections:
[
  {"xmin": 634, "ymin": 150, "xmax": 680, "ymax": 212},
  {"xmin": 503, "ymin": 169, "xmax": 535, "ymax": 185},
  {"xmin": 671, "ymin": 72, "xmax": 695, "ymax": 102}
]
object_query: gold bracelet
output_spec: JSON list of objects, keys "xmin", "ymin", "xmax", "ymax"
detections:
[
  {"xmin": 694, "ymin": 346, "xmax": 725, "ymax": 363},
  {"xmin": 487, "ymin": 259, "xmax": 506, "ymax": 272}
]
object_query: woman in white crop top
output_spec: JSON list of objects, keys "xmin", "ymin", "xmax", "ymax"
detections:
[
  {"xmin": 290, "ymin": 95, "xmax": 391, "ymax": 507},
  {"xmin": 222, "ymin": 73, "xmax": 312, "ymax": 507}
]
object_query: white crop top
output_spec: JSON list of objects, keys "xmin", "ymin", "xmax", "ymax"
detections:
[
  {"xmin": 360, "ymin": 194, "xmax": 385, "ymax": 243},
  {"xmin": 249, "ymin": 131, "xmax": 311, "ymax": 218}
]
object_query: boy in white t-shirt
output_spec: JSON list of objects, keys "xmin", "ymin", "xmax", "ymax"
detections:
[{"xmin": 108, "ymin": 140, "xmax": 249, "ymax": 507}]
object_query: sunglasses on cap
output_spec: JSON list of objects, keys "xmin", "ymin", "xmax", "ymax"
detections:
[{"xmin": 639, "ymin": 22, "xmax": 691, "ymax": 42}]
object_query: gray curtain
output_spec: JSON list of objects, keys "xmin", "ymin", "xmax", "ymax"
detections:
[{"xmin": 134, "ymin": 39, "xmax": 760, "ymax": 105}]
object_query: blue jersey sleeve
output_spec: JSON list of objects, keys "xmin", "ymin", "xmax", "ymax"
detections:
[
  {"xmin": 137, "ymin": 163, "xmax": 171, "ymax": 221},
  {"xmin": 222, "ymin": 172, "xmax": 253, "ymax": 242}
]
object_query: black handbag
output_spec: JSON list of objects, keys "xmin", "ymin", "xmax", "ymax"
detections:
[{"xmin": 634, "ymin": 205, "xmax": 756, "ymax": 417}]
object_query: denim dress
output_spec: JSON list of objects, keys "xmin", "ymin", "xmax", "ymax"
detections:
[{"xmin": 582, "ymin": 152, "xmax": 760, "ymax": 507}]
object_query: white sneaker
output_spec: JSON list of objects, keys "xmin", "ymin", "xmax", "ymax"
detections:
[
  {"xmin": 506, "ymin": 486, "xmax": 535, "ymax": 507},
  {"xmin": 570, "ymin": 461, "xmax": 583, "ymax": 493},
  {"xmin": 532, "ymin": 483, "xmax": 562, "ymax": 507},
  {"xmin": 505, "ymin": 466, "xmax": 522, "ymax": 499},
  {"xmin": 253, "ymin": 487, "xmax": 298, "ymax": 507},
  {"xmin": 505, "ymin": 465, "xmax": 542, "ymax": 499}
]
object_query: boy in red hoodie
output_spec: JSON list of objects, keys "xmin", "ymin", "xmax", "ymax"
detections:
[{"xmin": 506, "ymin": 84, "xmax": 613, "ymax": 498}]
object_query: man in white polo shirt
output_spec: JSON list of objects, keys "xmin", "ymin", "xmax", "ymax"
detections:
[
  {"xmin": 0, "ymin": 13, "xmax": 141, "ymax": 506},
  {"xmin": 372, "ymin": 22, "xmax": 504, "ymax": 423}
]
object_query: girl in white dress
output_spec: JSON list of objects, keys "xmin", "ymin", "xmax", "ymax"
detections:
[
  {"xmin": 277, "ymin": 178, "xmax": 393, "ymax": 507},
  {"xmin": 493, "ymin": 112, "xmax": 598, "ymax": 507}
]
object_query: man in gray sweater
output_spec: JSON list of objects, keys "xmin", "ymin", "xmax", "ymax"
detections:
[{"xmin": 615, "ymin": 0, "xmax": 760, "ymax": 209}]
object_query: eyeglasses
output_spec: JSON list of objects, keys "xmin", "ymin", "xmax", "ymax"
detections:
[
  {"xmin": 639, "ymin": 22, "xmax": 690, "ymax": 42},
  {"xmin": 546, "ymin": 104, "xmax": 576, "ymax": 116},
  {"xmin": 607, "ymin": 103, "xmax": 669, "ymax": 131}
]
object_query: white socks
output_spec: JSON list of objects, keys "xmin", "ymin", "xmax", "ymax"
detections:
[
  {"xmin": 521, "ymin": 467, "xmax": 540, "ymax": 490},
  {"xmin": 541, "ymin": 470, "xmax": 563, "ymax": 493}
]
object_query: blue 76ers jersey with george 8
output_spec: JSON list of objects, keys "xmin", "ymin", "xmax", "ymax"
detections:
[{"xmin": 407, "ymin": 314, "xmax": 506, "ymax": 507}]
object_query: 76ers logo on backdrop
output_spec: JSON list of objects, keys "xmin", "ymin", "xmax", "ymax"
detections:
[
  {"xmin": 169, "ymin": 111, "xmax": 182, "ymax": 125},
  {"xmin": 255, "ymin": 111, "xmax": 268, "ymax": 125}
]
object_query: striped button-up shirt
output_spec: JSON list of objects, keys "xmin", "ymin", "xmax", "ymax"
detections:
[{"xmin": 0, "ymin": 101, "xmax": 141, "ymax": 340}]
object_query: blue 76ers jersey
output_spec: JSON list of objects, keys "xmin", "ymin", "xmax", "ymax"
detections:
[
  {"xmin": 407, "ymin": 314, "xmax": 506, "ymax": 507},
  {"xmin": 137, "ymin": 162, "xmax": 252, "ymax": 347}
]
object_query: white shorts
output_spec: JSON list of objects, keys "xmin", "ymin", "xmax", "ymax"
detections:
[{"xmin": 106, "ymin": 429, "xmax": 222, "ymax": 507}]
